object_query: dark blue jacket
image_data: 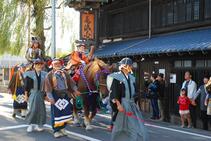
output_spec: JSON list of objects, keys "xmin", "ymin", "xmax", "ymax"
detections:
[{"xmin": 148, "ymin": 80, "xmax": 159, "ymax": 99}]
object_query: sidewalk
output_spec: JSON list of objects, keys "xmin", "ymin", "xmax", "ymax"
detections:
[
  {"xmin": 145, "ymin": 116, "xmax": 211, "ymax": 138},
  {"xmin": 0, "ymin": 85, "xmax": 8, "ymax": 93},
  {"xmin": 142, "ymin": 109, "xmax": 211, "ymax": 131}
]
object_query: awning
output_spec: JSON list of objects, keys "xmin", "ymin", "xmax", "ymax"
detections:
[{"xmin": 95, "ymin": 28, "xmax": 211, "ymax": 58}]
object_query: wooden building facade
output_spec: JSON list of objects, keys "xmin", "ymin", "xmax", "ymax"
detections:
[
  {"xmin": 94, "ymin": 0, "xmax": 211, "ymax": 126},
  {"xmin": 98, "ymin": 0, "xmax": 211, "ymax": 40}
]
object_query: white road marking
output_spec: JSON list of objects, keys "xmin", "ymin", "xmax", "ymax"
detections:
[
  {"xmin": 0, "ymin": 104, "xmax": 102, "ymax": 141},
  {"xmin": 96, "ymin": 114, "xmax": 111, "ymax": 119},
  {"xmin": 91, "ymin": 125, "xmax": 107, "ymax": 130},
  {"xmin": 145, "ymin": 123, "xmax": 211, "ymax": 140},
  {"xmin": 0, "ymin": 124, "xmax": 102, "ymax": 141},
  {"xmin": 0, "ymin": 125, "xmax": 28, "ymax": 131},
  {"xmin": 44, "ymin": 124, "xmax": 102, "ymax": 141},
  {"xmin": 96, "ymin": 114, "xmax": 211, "ymax": 140}
]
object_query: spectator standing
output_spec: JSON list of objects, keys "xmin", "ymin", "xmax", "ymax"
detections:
[
  {"xmin": 148, "ymin": 74, "xmax": 160, "ymax": 120},
  {"xmin": 181, "ymin": 71, "xmax": 197, "ymax": 127},
  {"xmin": 193, "ymin": 75, "xmax": 211, "ymax": 130},
  {"xmin": 157, "ymin": 73, "xmax": 165, "ymax": 121}
]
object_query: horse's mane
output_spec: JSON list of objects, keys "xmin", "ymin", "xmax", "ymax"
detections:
[
  {"xmin": 84, "ymin": 58, "xmax": 108, "ymax": 83},
  {"xmin": 84, "ymin": 58, "xmax": 107, "ymax": 72}
]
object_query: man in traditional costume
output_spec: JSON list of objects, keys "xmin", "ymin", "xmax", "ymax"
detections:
[
  {"xmin": 25, "ymin": 37, "xmax": 44, "ymax": 63},
  {"xmin": 65, "ymin": 41, "xmax": 94, "ymax": 82},
  {"xmin": 8, "ymin": 64, "xmax": 27, "ymax": 118},
  {"xmin": 24, "ymin": 59, "xmax": 47, "ymax": 132},
  {"xmin": 44, "ymin": 58, "xmax": 80, "ymax": 138},
  {"xmin": 107, "ymin": 57, "xmax": 149, "ymax": 141}
]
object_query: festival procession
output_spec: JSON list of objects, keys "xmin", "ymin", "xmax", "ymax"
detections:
[{"xmin": 1, "ymin": 0, "xmax": 211, "ymax": 141}]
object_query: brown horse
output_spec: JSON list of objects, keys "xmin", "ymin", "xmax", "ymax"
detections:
[{"xmin": 72, "ymin": 58, "xmax": 112, "ymax": 130}]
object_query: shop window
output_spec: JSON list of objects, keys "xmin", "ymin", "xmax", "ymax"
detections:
[
  {"xmin": 167, "ymin": 2, "xmax": 174, "ymax": 25},
  {"xmin": 186, "ymin": 0, "xmax": 192, "ymax": 21},
  {"xmin": 184, "ymin": 60, "xmax": 192, "ymax": 67},
  {"xmin": 196, "ymin": 60, "xmax": 205, "ymax": 68},
  {"xmin": 205, "ymin": 0, "xmax": 211, "ymax": 19},
  {"xmin": 174, "ymin": 60, "xmax": 182, "ymax": 68},
  {"xmin": 174, "ymin": 0, "xmax": 183, "ymax": 23},
  {"xmin": 207, "ymin": 60, "xmax": 211, "ymax": 67},
  {"xmin": 193, "ymin": 0, "xmax": 200, "ymax": 20},
  {"xmin": 161, "ymin": 5, "xmax": 167, "ymax": 27}
]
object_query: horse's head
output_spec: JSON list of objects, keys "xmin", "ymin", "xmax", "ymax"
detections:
[
  {"xmin": 94, "ymin": 58, "xmax": 113, "ymax": 98},
  {"xmin": 84, "ymin": 58, "xmax": 113, "ymax": 98}
]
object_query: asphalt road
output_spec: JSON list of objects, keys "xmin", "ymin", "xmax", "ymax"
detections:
[{"xmin": 0, "ymin": 93, "xmax": 210, "ymax": 141}]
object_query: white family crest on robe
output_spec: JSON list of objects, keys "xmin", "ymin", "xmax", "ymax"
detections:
[
  {"xmin": 55, "ymin": 99, "xmax": 69, "ymax": 111},
  {"xmin": 16, "ymin": 95, "xmax": 25, "ymax": 104}
]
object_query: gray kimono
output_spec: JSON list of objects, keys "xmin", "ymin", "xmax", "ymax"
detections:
[
  {"xmin": 24, "ymin": 70, "xmax": 47, "ymax": 126},
  {"xmin": 107, "ymin": 72, "xmax": 149, "ymax": 141}
]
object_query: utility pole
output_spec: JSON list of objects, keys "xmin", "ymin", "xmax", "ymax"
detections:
[
  {"xmin": 149, "ymin": 0, "xmax": 151, "ymax": 39},
  {"xmin": 28, "ymin": 0, "xmax": 31, "ymax": 48},
  {"xmin": 51, "ymin": 0, "xmax": 56, "ymax": 58}
]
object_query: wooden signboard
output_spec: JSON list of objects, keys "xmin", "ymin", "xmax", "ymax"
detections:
[{"xmin": 81, "ymin": 12, "xmax": 95, "ymax": 40}]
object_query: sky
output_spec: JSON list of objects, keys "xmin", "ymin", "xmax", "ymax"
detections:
[
  {"xmin": 44, "ymin": 3, "xmax": 80, "ymax": 56},
  {"xmin": 55, "ymin": 7, "xmax": 80, "ymax": 52}
]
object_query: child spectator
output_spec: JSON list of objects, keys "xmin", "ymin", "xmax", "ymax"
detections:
[{"xmin": 177, "ymin": 88, "xmax": 191, "ymax": 128}]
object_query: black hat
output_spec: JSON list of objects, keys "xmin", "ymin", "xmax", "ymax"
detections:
[
  {"xmin": 181, "ymin": 88, "xmax": 187, "ymax": 92},
  {"xmin": 51, "ymin": 58, "xmax": 63, "ymax": 65},
  {"xmin": 77, "ymin": 43, "xmax": 86, "ymax": 48},
  {"xmin": 33, "ymin": 58, "xmax": 44, "ymax": 64},
  {"xmin": 119, "ymin": 57, "xmax": 133, "ymax": 66},
  {"xmin": 75, "ymin": 40, "xmax": 86, "ymax": 48},
  {"xmin": 31, "ymin": 37, "xmax": 39, "ymax": 44}
]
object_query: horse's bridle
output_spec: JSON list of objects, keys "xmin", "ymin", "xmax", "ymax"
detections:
[
  {"xmin": 95, "ymin": 69, "xmax": 110, "ymax": 90},
  {"xmin": 98, "ymin": 83, "xmax": 107, "ymax": 87},
  {"xmin": 79, "ymin": 65, "xmax": 110, "ymax": 95}
]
